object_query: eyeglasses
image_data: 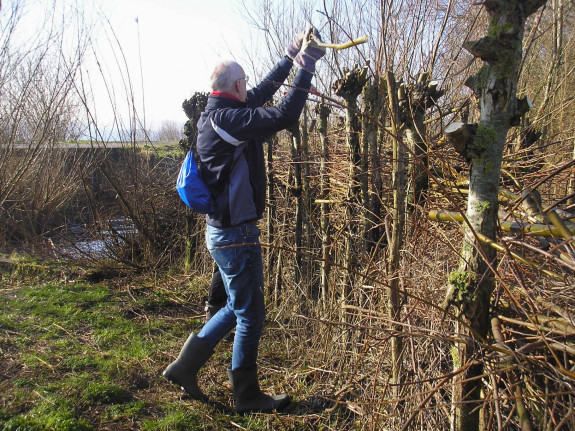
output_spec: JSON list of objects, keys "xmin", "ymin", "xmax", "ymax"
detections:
[{"xmin": 238, "ymin": 75, "xmax": 249, "ymax": 83}]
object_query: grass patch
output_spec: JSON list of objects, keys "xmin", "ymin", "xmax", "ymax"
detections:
[
  {"xmin": 0, "ymin": 413, "xmax": 93, "ymax": 431},
  {"xmin": 139, "ymin": 142, "xmax": 182, "ymax": 159},
  {"xmin": 140, "ymin": 407, "xmax": 200, "ymax": 431},
  {"xmin": 0, "ymin": 260, "xmax": 345, "ymax": 430},
  {"xmin": 82, "ymin": 382, "xmax": 131, "ymax": 404}
]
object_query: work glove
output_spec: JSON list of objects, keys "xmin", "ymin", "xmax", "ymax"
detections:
[
  {"xmin": 285, "ymin": 30, "xmax": 306, "ymax": 61},
  {"xmin": 293, "ymin": 28, "xmax": 326, "ymax": 73}
]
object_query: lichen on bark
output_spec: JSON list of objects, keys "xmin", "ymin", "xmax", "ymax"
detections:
[
  {"xmin": 448, "ymin": 270, "xmax": 479, "ymax": 305},
  {"xmin": 469, "ymin": 124, "xmax": 497, "ymax": 158}
]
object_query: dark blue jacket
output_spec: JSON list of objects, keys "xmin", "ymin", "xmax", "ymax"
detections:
[{"xmin": 197, "ymin": 58, "xmax": 313, "ymax": 227}]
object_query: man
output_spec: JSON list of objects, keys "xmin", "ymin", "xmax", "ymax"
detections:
[{"xmin": 164, "ymin": 29, "xmax": 325, "ymax": 413}]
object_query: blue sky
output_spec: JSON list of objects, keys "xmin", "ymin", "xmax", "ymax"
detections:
[
  {"xmin": 89, "ymin": 0, "xmax": 255, "ymax": 133},
  {"xmin": 5, "ymin": 0, "xmax": 330, "ymax": 138}
]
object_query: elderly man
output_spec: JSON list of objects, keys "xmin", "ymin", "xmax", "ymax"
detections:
[{"xmin": 164, "ymin": 29, "xmax": 325, "ymax": 413}]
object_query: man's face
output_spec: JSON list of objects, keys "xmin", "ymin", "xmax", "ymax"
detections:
[{"xmin": 236, "ymin": 69, "xmax": 248, "ymax": 102}]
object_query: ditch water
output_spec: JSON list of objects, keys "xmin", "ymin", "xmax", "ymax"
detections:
[{"xmin": 56, "ymin": 218, "xmax": 137, "ymax": 259}]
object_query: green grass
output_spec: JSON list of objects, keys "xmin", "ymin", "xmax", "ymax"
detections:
[
  {"xmin": 0, "ymin": 259, "xmax": 347, "ymax": 430},
  {"xmin": 139, "ymin": 143, "xmax": 183, "ymax": 159}
]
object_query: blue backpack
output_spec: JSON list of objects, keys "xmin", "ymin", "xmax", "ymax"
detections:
[{"xmin": 176, "ymin": 150, "xmax": 214, "ymax": 214}]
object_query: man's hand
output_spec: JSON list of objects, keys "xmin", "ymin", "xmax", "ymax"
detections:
[
  {"xmin": 285, "ymin": 30, "xmax": 306, "ymax": 61},
  {"xmin": 293, "ymin": 28, "xmax": 326, "ymax": 73}
]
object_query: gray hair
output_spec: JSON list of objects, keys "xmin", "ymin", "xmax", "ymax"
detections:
[{"xmin": 210, "ymin": 61, "xmax": 244, "ymax": 93}]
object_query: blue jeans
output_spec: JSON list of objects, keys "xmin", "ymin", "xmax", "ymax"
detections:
[{"xmin": 197, "ymin": 222, "xmax": 265, "ymax": 370}]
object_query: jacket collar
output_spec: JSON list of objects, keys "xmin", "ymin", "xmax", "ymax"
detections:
[
  {"xmin": 211, "ymin": 91, "xmax": 242, "ymax": 102},
  {"xmin": 206, "ymin": 92, "xmax": 247, "ymax": 110}
]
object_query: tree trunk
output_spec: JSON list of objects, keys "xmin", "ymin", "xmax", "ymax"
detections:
[
  {"xmin": 447, "ymin": 1, "xmax": 546, "ymax": 430},
  {"xmin": 568, "ymin": 140, "xmax": 575, "ymax": 206},
  {"xmin": 266, "ymin": 136, "xmax": 278, "ymax": 303},
  {"xmin": 386, "ymin": 69, "xmax": 406, "ymax": 399},
  {"xmin": 301, "ymin": 107, "xmax": 313, "ymax": 297},
  {"xmin": 180, "ymin": 93, "xmax": 208, "ymax": 270},
  {"xmin": 316, "ymin": 102, "xmax": 332, "ymax": 310},
  {"xmin": 362, "ymin": 79, "xmax": 385, "ymax": 253},
  {"xmin": 289, "ymin": 123, "xmax": 304, "ymax": 293},
  {"xmin": 333, "ymin": 64, "xmax": 369, "ymax": 323},
  {"xmin": 399, "ymin": 75, "xmax": 443, "ymax": 210}
]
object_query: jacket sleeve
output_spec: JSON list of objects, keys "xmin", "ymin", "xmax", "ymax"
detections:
[
  {"xmin": 245, "ymin": 57, "xmax": 293, "ymax": 108},
  {"xmin": 214, "ymin": 68, "xmax": 314, "ymax": 140}
]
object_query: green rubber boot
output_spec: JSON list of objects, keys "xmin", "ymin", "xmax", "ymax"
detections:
[
  {"xmin": 163, "ymin": 333, "xmax": 214, "ymax": 401},
  {"xmin": 228, "ymin": 366, "xmax": 290, "ymax": 413}
]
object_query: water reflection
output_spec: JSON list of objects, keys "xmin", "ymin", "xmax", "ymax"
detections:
[{"xmin": 57, "ymin": 218, "xmax": 136, "ymax": 259}]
